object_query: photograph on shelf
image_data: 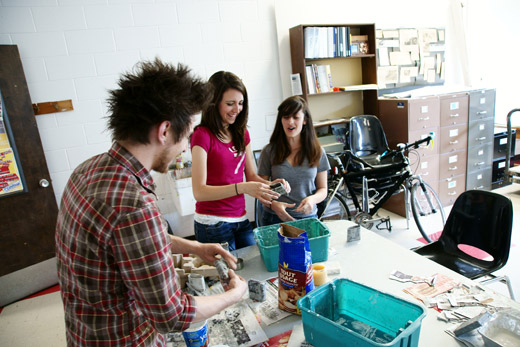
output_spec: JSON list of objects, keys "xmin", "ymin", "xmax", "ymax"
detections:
[{"xmin": 351, "ymin": 35, "xmax": 369, "ymax": 55}]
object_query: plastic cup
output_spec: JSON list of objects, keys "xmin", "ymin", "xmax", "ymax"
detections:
[{"xmin": 182, "ymin": 320, "xmax": 209, "ymax": 347}]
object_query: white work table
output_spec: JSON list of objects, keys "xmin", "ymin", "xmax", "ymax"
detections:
[{"xmin": 234, "ymin": 220, "xmax": 519, "ymax": 346}]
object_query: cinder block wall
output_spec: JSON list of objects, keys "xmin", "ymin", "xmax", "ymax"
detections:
[{"xmin": 0, "ymin": 0, "xmax": 281, "ymax": 236}]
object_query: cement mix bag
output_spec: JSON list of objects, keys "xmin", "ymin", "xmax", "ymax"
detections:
[{"xmin": 277, "ymin": 223, "xmax": 314, "ymax": 315}]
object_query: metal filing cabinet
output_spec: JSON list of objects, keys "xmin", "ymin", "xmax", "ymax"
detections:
[
  {"xmin": 492, "ymin": 127, "xmax": 516, "ymax": 189},
  {"xmin": 378, "ymin": 96, "xmax": 440, "ymax": 216},
  {"xmin": 437, "ymin": 93, "xmax": 468, "ymax": 206},
  {"xmin": 466, "ymin": 89, "xmax": 495, "ymax": 191}
]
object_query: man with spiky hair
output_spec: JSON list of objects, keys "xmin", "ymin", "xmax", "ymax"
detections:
[{"xmin": 55, "ymin": 59, "xmax": 247, "ymax": 346}]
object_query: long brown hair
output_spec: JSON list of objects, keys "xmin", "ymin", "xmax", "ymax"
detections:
[
  {"xmin": 198, "ymin": 71, "xmax": 248, "ymax": 153},
  {"xmin": 268, "ymin": 96, "xmax": 321, "ymax": 167}
]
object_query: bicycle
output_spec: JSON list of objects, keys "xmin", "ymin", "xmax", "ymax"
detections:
[{"xmin": 318, "ymin": 135, "xmax": 446, "ymax": 243}]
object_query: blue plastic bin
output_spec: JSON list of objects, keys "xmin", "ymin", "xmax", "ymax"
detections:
[
  {"xmin": 253, "ymin": 218, "xmax": 330, "ymax": 272},
  {"xmin": 297, "ymin": 278, "xmax": 427, "ymax": 347}
]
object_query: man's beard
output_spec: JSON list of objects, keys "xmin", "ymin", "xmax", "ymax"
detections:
[{"xmin": 152, "ymin": 147, "xmax": 173, "ymax": 174}]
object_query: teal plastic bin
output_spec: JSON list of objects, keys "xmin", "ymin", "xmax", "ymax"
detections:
[
  {"xmin": 253, "ymin": 218, "xmax": 330, "ymax": 272},
  {"xmin": 297, "ymin": 278, "xmax": 427, "ymax": 347}
]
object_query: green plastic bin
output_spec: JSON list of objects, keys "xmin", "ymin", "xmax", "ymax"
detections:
[
  {"xmin": 297, "ymin": 278, "xmax": 427, "ymax": 347},
  {"xmin": 253, "ymin": 218, "xmax": 330, "ymax": 272}
]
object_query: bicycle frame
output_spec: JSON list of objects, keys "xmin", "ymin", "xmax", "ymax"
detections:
[{"xmin": 343, "ymin": 156, "xmax": 410, "ymax": 217}]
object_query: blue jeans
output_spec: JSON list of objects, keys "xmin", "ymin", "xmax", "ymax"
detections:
[
  {"xmin": 261, "ymin": 211, "xmax": 317, "ymax": 227},
  {"xmin": 194, "ymin": 219, "xmax": 255, "ymax": 251}
]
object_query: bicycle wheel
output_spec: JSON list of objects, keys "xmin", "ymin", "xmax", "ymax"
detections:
[
  {"xmin": 410, "ymin": 181, "xmax": 445, "ymax": 243},
  {"xmin": 319, "ymin": 191, "xmax": 351, "ymax": 221}
]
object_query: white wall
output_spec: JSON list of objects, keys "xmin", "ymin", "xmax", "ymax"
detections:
[
  {"xmin": 1, "ymin": 0, "xmax": 518, "ymax": 236},
  {"xmin": 465, "ymin": 0, "xmax": 520, "ymax": 124},
  {"xmin": 0, "ymin": 0, "xmax": 281, "ymax": 237}
]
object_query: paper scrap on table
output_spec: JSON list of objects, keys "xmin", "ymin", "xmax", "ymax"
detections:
[
  {"xmin": 287, "ymin": 322, "xmax": 313, "ymax": 347},
  {"xmin": 167, "ymin": 299, "xmax": 268, "ymax": 347},
  {"xmin": 256, "ymin": 329, "xmax": 292, "ymax": 347},
  {"xmin": 403, "ymin": 273, "xmax": 460, "ymax": 303},
  {"xmin": 247, "ymin": 277, "xmax": 291, "ymax": 326},
  {"xmin": 389, "ymin": 269, "xmax": 436, "ymax": 286},
  {"xmin": 208, "ymin": 301, "xmax": 268, "ymax": 347}
]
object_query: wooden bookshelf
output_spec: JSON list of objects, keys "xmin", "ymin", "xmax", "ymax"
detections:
[{"xmin": 289, "ymin": 23, "xmax": 378, "ymax": 122}]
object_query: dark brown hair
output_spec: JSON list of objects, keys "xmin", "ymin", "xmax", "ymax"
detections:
[
  {"xmin": 198, "ymin": 71, "xmax": 249, "ymax": 153},
  {"xmin": 269, "ymin": 96, "xmax": 321, "ymax": 167},
  {"xmin": 107, "ymin": 58, "xmax": 210, "ymax": 144}
]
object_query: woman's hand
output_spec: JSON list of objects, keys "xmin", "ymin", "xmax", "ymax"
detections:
[
  {"xmin": 294, "ymin": 197, "xmax": 315, "ymax": 216},
  {"xmin": 241, "ymin": 181, "xmax": 279, "ymax": 206},
  {"xmin": 271, "ymin": 178, "xmax": 291, "ymax": 194},
  {"xmin": 270, "ymin": 201, "xmax": 296, "ymax": 222}
]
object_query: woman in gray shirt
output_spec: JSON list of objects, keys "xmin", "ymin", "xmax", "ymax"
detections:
[{"xmin": 258, "ymin": 96, "xmax": 330, "ymax": 225}]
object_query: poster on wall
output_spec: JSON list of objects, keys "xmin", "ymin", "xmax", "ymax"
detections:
[
  {"xmin": 0, "ymin": 90, "xmax": 26, "ymax": 197},
  {"xmin": 376, "ymin": 28, "xmax": 445, "ymax": 92}
]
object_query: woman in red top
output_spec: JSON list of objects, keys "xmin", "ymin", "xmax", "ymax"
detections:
[{"xmin": 191, "ymin": 71, "xmax": 289, "ymax": 250}]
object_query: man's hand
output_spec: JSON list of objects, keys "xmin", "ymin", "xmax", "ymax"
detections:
[
  {"xmin": 195, "ymin": 243, "xmax": 238, "ymax": 270},
  {"xmin": 222, "ymin": 269, "xmax": 247, "ymax": 296}
]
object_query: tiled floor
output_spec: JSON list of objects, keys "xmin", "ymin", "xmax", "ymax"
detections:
[{"xmin": 0, "ymin": 185, "xmax": 519, "ymax": 346}]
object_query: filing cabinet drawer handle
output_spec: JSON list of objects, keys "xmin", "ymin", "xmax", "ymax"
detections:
[
  {"xmin": 449, "ymin": 140, "xmax": 459, "ymax": 144},
  {"xmin": 449, "ymin": 114, "xmax": 459, "ymax": 118},
  {"xmin": 448, "ymin": 191, "xmax": 457, "ymax": 196},
  {"xmin": 477, "ymin": 111, "xmax": 487, "ymax": 115},
  {"xmin": 474, "ymin": 162, "xmax": 485, "ymax": 166},
  {"xmin": 476, "ymin": 137, "xmax": 486, "ymax": 141},
  {"xmin": 419, "ymin": 116, "xmax": 430, "ymax": 121},
  {"xmin": 448, "ymin": 166, "xmax": 458, "ymax": 171},
  {"xmin": 475, "ymin": 185, "xmax": 484, "ymax": 189}
]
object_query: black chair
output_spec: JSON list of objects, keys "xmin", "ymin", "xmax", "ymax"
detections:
[
  {"xmin": 345, "ymin": 115, "xmax": 408, "ymax": 177},
  {"xmin": 342, "ymin": 115, "xmax": 409, "ymax": 228},
  {"xmin": 414, "ymin": 190, "xmax": 515, "ymax": 299}
]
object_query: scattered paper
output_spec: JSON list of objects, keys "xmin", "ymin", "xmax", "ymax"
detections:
[
  {"xmin": 403, "ymin": 273, "xmax": 460, "ymax": 303},
  {"xmin": 247, "ymin": 278, "xmax": 291, "ymax": 326}
]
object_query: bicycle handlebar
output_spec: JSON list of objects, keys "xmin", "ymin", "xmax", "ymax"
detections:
[
  {"xmin": 397, "ymin": 134, "xmax": 433, "ymax": 152},
  {"xmin": 381, "ymin": 133, "xmax": 434, "ymax": 159}
]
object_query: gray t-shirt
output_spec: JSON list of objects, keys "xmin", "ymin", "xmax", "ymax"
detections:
[{"xmin": 258, "ymin": 144, "xmax": 330, "ymax": 218}]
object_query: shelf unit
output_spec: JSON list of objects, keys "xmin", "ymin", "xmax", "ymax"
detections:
[{"xmin": 289, "ymin": 24, "xmax": 378, "ymax": 151}]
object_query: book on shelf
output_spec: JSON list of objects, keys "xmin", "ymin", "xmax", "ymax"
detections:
[
  {"xmin": 306, "ymin": 64, "xmax": 333, "ymax": 94},
  {"xmin": 305, "ymin": 66, "xmax": 316, "ymax": 94},
  {"xmin": 316, "ymin": 65, "xmax": 331, "ymax": 93},
  {"xmin": 312, "ymin": 64, "xmax": 321, "ymax": 93},
  {"xmin": 336, "ymin": 84, "xmax": 378, "ymax": 91},
  {"xmin": 303, "ymin": 26, "xmax": 352, "ymax": 59}
]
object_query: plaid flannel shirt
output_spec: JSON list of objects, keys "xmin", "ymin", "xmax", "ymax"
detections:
[{"xmin": 56, "ymin": 142, "xmax": 195, "ymax": 346}]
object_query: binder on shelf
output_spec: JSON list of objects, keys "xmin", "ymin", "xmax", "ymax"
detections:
[
  {"xmin": 316, "ymin": 65, "xmax": 330, "ymax": 93},
  {"xmin": 312, "ymin": 64, "xmax": 321, "ymax": 93},
  {"xmin": 325, "ymin": 65, "xmax": 334, "ymax": 90},
  {"xmin": 305, "ymin": 65, "xmax": 317, "ymax": 94},
  {"xmin": 327, "ymin": 27, "xmax": 334, "ymax": 58},
  {"xmin": 346, "ymin": 26, "xmax": 351, "ymax": 56}
]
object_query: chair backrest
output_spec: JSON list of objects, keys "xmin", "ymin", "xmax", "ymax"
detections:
[
  {"xmin": 349, "ymin": 115, "xmax": 391, "ymax": 157},
  {"xmin": 253, "ymin": 149, "xmax": 262, "ymax": 166},
  {"xmin": 439, "ymin": 190, "xmax": 513, "ymax": 272}
]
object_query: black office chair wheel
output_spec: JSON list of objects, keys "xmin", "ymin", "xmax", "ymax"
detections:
[{"xmin": 354, "ymin": 212, "xmax": 374, "ymax": 230}]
